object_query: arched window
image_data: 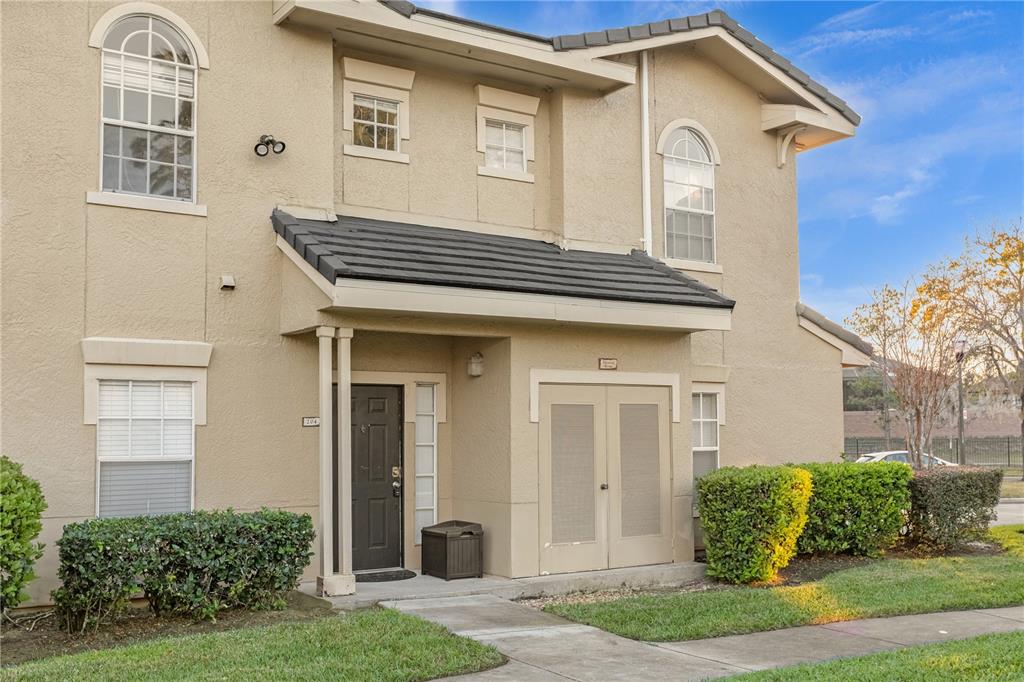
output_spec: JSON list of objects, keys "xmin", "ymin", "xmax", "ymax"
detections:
[
  {"xmin": 663, "ymin": 128, "xmax": 715, "ymax": 262},
  {"xmin": 101, "ymin": 16, "xmax": 197, "ymax": 202}
]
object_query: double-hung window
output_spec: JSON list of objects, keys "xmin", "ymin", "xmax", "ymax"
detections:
[
  {"xmin": 484, "ymin": 120, "xmax": 526, "ymax": 172},
  {"xmin": 101, "ymin": 16, "xmax": 197, "ymax": 202},
  {"xmin": 96, "ymin": 379, "xmax": 194, "ymax": 517},
  {"xmin": 692, "ymin": 392, "xmax": 719, "ymax": 486},
  {"xmin": 352, "ymin": 96, "xmax": 400, "ymax": 152},
  {"xmin": 665, "ymin": 128, "xmax": 715, "ymax": 262}
]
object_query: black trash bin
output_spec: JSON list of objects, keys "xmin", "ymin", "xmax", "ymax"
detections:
[{"xmin": 421, "ymin": 520, "xmax": 483, "ymax": 580}]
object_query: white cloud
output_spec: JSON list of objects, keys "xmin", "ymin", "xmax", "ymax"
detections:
[
  {"xmin": 817, "ymin": 2, "xmax": 885, "ymax": 31},
  {"xmin": 417, "ymin": 0, "xmax": 462, "ymax": 13}
]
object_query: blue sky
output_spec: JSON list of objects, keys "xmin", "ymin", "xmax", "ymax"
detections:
[{"xmin": 421, "ymin": 0, "xmax": 1024, "ymax": 324}]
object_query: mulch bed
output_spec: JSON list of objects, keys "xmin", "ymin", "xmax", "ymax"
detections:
[{"xmin": 1, "ymin": 591, "xmax": 334, "ymax": 667}]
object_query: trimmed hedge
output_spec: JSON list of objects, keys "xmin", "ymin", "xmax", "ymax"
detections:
[
  {"xmin": 796, "ymin": 462, "xmax": 912, "ymax": 556},
  {"xmin": 52, "ymin": 509, "xmax": 314, "ymax": 633},
  {"xmin": 698, "ymin": 465, "xmax": 812, "ymax": 583},
  {"xmin": 0, "ymin": 455, "xmax": 47, "ymax": 612},
  {"xmin": 908, "ymin": 467, "xmax": 1002, "ymax": 548}
]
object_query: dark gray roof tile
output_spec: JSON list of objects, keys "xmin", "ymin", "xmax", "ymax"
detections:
[
  {"xmin": 273, "ymin": 210, "xmax": 735, "ymax": 310},
  {"xmin": 375, "ymin": 2, "xmax": 860, "ymax": 127},
  {"xmin": 797, "ymin": 303, "xmax": 873, "ymax": 355}
]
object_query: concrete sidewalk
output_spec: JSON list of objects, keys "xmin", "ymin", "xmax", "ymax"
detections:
[{"xmin": 383, "ymin": 594, "xmax": 1024, "ymax": 681}]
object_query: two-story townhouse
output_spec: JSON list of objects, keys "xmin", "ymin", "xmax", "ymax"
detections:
[{"xmin": 1, "ymin": 0, "xmax": 871, "ymax": 603}]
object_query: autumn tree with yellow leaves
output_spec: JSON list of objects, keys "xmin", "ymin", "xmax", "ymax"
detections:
[{"xmin": 917, "ymin": 223, "xmax": 1024, "ymax": 446}]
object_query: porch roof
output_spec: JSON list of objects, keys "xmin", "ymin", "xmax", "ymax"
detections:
[{"xmin": 272, "ymin": 210, "xmax": 735, "ymax": 310}]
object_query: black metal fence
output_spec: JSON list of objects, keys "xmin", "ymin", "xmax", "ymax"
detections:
[{"xmin": 843, "ymin": 436, "xmax": 1024, "ymax": 469}]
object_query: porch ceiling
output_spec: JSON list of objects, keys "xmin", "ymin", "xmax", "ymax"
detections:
[{"xmin": 272, "ymin": 210, "xmax": 734, "ymax": 332}]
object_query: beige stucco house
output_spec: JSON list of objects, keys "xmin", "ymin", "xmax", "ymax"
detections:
[{"xmin": 1, "ymin": 0, "xmax": 871, "ymax": 603}]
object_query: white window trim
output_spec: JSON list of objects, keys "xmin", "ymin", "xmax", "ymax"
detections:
[
  {"xmin": 85, "ymin": 365, "xmax": 209, "ymax": 425},
  {"xmin": 90, "ymin": 7, "xmax": 207, "ymax": 215},
  {"xmin": 476, "ymin": 105, "xmax": 535, "ymax": 183},
  {"xmin": 691, "ymin": 388, "xmax": 723, "ymax": 518},
  {"xmin": 342, "ymin": 59, "xmax": 414, "ymax": 164},
  {"xmin": 95, "ymin": 379, "xmax": 196, "ymax": 517},
  {"xmin": 663, "ymin": 257, "xmax": 723, "ymax": 275},
  {"xmin": 656, "ymin": 118, "xmax": 721, "ymax": 165},
  {"xmin": 661, "ymin": 125, "xmax": 717, "ymax": 264},
  {"xmin": 413, "ymin": 383, "xmax": 438, "ymax": 546},
  {"xmin": 86, "ymin": 191, "xmax": 208, "ymax": 216}
]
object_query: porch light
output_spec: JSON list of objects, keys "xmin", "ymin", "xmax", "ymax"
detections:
[{"xmin": 467, "ymin": 352, "xmax": 484, "ymax": 377}]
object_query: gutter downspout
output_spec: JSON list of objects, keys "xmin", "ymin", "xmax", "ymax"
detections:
[{"xmin": 640, "ymin": 50, "xmax": 653, "ymax": 254}]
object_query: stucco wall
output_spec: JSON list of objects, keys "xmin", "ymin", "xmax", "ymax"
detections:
[{"xmin": 1, "ymin": 1, "xmax": 336, "ymax": 604}]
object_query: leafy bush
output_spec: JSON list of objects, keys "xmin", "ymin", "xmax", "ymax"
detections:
[
  {"xmin": 52, "ymin": 517, "xmax": 147, "ymax": 633},
  {"xmin": 908, "ymin": 467, "xmax": 1002, "ymax": 547},
  {"xmin": 0, "ymin": 455, "xmax": 47, "ymax": 612},
  {"xmin": 796, "ymin": 462, "xmax": 911, "ymax": 556},
  {"xmin": 52, "ymin": 509, "xmax": 314, "ymax": 632},
  {"xmin": 698, "ymin": 465, "xmax": 812, "ymax": 583}
]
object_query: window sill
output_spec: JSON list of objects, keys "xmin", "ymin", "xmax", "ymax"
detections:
[
  {"xmin": 87, "ymin": 192, "xmax": 207, "ymax": 217},
  {"xmin": 477, "ymin": 166, "xmax": 534, "ymax": 184},
  {"xmin": 663, "ymin": 257, "xmax": 723, "ymax": 274},
  {"xmin": 343, "ymin": 144, "xmax": 409, "ymax": 164}
]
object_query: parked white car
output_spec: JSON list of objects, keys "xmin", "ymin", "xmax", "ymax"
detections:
[{"xmin": 854, "ymin": 450, "xmax": 958, "ymax": 468}]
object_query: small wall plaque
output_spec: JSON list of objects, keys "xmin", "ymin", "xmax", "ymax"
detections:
[
  {"xmin": 302, "ymin": 417, "xmax": 320, "ymax": 427},
  {"xmin": 598, "ymin": 358, "xmax": 618, "ymax": 370}
]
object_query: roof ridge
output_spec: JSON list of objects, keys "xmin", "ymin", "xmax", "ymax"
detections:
[{"xmin": 376, "ymin": 1, "xmax": 859, "ymax": 126}]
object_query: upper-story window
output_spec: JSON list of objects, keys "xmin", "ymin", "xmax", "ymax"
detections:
[
  {"xmin": 101, "ymin": 16, "xmax": 197, "ymax": 202},
  {"xmin": 663, "ymin": 127, "xmax": 715, "ymax": 263},
  {"xmin": 353, "ymin": 96, "xmax": 400, "ymax": 152},
  {"xmin": 484, "ymin": 120, "xmax": 526, "ymax": 172}
]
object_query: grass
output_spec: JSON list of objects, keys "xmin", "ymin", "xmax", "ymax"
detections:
[
  {"xmin": 545, "ymin": 556, "xmax": 1024, "ymax": 641},
  {"xmin": 1002, "ymin": 477, "xmax": 1024, "ymax": 498},
  {"xmin": 990, "ymin": 524, "xmax": 1024, "ymax": 558},
  {"xmin": 730, "ymin": 632, "xmax": 1024, "ymax": 681},
  {"xmin": 0, "ymin": 609, "xmax": 503, "ymax": 682}
]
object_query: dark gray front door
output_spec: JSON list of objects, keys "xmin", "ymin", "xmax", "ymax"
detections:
[{"xmin": 347, "ymin": 384, "xmax": 403, "ymax": 571}]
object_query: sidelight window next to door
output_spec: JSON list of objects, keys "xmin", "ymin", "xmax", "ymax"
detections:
[{"xmin": 539, "ymin": 384, "xmax": 672, "ymax": 575}]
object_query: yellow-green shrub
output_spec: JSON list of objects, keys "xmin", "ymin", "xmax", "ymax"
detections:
[{"xmin": 698, "ymin": 465, "xmax": 812, "ymax": 583}]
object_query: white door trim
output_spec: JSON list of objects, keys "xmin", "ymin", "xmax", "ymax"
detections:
[{"xmin": 529, "ymin": 369, "xmax": 681, "ymax": 423}]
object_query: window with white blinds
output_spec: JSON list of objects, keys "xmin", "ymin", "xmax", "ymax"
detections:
[
  {"xmin": 97, "ymin": 379, "xmax": 194, "ymax": 518},
  {"xmin": 692, "ymin": 392, "xmax": 720, "ymax": 486},
  {"xmin": 413, "ymin": 384, "xmax": 437, "ymax": 544}
]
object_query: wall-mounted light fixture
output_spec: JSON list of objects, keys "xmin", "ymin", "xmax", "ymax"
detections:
[
  {"xmin": 220, "ymin": 275, "xmax": 236, "ymax": 290},
  {"xmin": 467, "ymin": 352, "xmax": 484, "ymax": 377},
  {"xmin": 254, "ymin": 135, "xmax": 286, "ymax": 157}
]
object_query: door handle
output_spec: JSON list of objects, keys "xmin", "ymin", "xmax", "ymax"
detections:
[
  {"xmin": 600, "ymin": 483, "xmax": 609, "ymax": 490},
  {"xmin": 392, "ymin": 480, "xmax": 402, "ymax": 497}
]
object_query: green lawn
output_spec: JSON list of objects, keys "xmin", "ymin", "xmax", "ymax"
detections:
[
  {"xmin": 545, "ymin": 556, "xmax": 1024, "ymax": 641},
  {"xmin": 730, "ymin": 631, "xmax": 1024, "ymax": 681},
  {"xmin": 0, "ymin": 609, "xmax": 503, "ymax": 682},
  {"xmin": 990, "ymin": 524, "xmax": 1024, "ymax": 558},
  {"xmin": 1003, "ymin": 478, "xmax": 1024, "ymax": 498}
]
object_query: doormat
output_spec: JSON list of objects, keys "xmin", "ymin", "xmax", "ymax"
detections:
[{"xmin": 355, "ymin": 569, "xmax": 417, "ymax": 583}]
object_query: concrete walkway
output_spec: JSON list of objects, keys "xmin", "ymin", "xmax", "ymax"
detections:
[{"xmin": 382, "ymin": 594, "xmax": 1024, "ymax": 681}]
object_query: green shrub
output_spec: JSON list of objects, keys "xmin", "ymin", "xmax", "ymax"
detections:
[
  {"xmin": 698, "ymin": 465, "xmax": 812, "ymax": 583},
  {"xmin": 796, "ymin": 462, "xmax": 911, "ymax": 556},
  {"xmin": 908, "ymin": 467, "xmax": 1003, "ymax": 547},
  {"xmin": 52, "ymin": 517, "xmax": 147, "ymax": 633},
  {"xmin": 52, "ymin": 509, "xmax": 315, "ymax": 633},
  {"xmin": 0, "ymin": 455, "xmax": 47, "ymax": 612}
]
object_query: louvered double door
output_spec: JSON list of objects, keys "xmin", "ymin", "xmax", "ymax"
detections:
[{"xmin": 539, "ymin": 384, "xmax": 672, "ymax": 575}]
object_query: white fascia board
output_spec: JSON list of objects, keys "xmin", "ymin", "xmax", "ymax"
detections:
[
  {"xmin": 584, "ymin": 28, "xmax": 852, "ymax": 129},
  {"xmin": 329, "ymin": 278, "xmax": 731, "ymax": 332},
  {"xmin": 798, "ymin": 317, "xmax": 872, "ymax": 367},
  {"xmin": 282, "ymin": 1, "xmax": 635, "ymax": 89}
]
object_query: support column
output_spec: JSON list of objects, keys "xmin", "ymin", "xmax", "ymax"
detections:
[
  {"xmin": 336, "ymin": 328, "xmax": 355, "ymax": 578},
  {"xmin": 315, "ymin": 326, "xmax": 354, "ymax": 596}
]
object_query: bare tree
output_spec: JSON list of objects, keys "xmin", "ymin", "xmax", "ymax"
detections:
[{"xmin": 849, "ymin": 284, "xmax": 959, "ymax": 467}]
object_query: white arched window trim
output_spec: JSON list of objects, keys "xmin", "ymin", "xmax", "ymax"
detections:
[
  {"xmin": 659, "ymin": 120, "xmax": 718, "ymax": 265},
  {"xmin": 89, "ymin": 3, "xmax": 209, "ymax": 68},
  {"xmin": 86, "ymin": 3, "xmax": 208, "ymax": 216},
  {"xmin": 656, "ymin": 118, "xmax": 721, "ymax": 165}
]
